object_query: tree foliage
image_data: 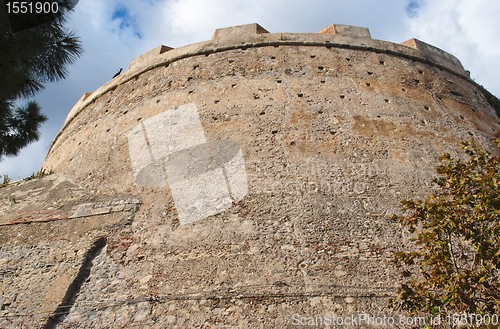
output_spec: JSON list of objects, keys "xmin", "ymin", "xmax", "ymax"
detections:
[
  {"xmin": 0, "ymin": 1, "xmax": 82, "ymax": 159},
  {"xmin": 392, "ymin": 137, "xmax": 500, "ymax": 319}
]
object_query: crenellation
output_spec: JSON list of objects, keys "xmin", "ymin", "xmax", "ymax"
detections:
[
  {"xmin": 212, "ymin": 23, "xmax": 269, "ymax": 43},
  {"xmin": 400, "ymin": 38, "xmax": 467, "ymax": 77},
  {"xmin": 319, "ymin": 24, "xmax": 372, "ymax": 39},
  {"xmin": 128, "ymin": 44, "xmax": 173, "ymax": 70}
]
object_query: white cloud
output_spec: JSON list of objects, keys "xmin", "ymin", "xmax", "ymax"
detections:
[
  {"xmin": 406, "ymin": 0, "xmax": 500, "ymax": 95},
  {"xmin": 128, "ymin": 0, "xmax": 410, "ymax": 47}
]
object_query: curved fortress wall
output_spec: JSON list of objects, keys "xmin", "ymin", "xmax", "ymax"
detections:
[
  {"xmin": 45, "ymin": 23, "xmax": 497, "ymax": 188},
  {"xmin": 37, "ymin": 24, "xmax": 499, "ymax": 326}
]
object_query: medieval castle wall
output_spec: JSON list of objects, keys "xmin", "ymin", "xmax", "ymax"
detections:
[{"xmin": 0, "ymin": 24, "xmax": 498, "ymax": 328}]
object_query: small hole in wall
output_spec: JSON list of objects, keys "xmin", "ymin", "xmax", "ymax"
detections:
[
  {"xmin": 424, "ymin": 105, "xmax": 430, "ymax": 110},
  {"xmin": 459, "ymin": 115, "xmax": 465, "ymax": 120},
  {"xmin": 271, "ymin": 56, "xmax": 276, "ymax": 60},
  {"xmin": 187, "ymin": 77, "xmax": 193, "ymax": 82},
  {"xmin": 317, "ymin": 109, "xmax": 324, "ymax": 114},
  {"xmin": 297, "ymin": 93, "xmax": 304, "ymax": 98},
  {"xmin": 106, "ymin": 128, "xmax": 111, "ymax": 132},
  {"xmin": 471, "ymin": 107, "xmax": 476, "ymax": 112},
  {"xmin": 137, "ymin": 117, "xmax": 142, "ymax": 121},
  {"xmin": 123, "ymin": 110, "xmax": 128, "ymax": 115},
  {"xmin": 418, "ymin": 70, "xmax": 423, "ymax": 74},
  {"xmin": 379, "ymin": 60, "xmax": 385, "ymax": 65},
  {"xmin": 290, "ymin": 141, "xmax": 296, "ymax": 145},
  {"xmin": 345, "ymin": 57, "xmax": 351, "ymax": 61},
  {"xmin": 366, "ymin": 82, "xmax": 371, "ymax": 87},
  {"xmin": 367, "ymin": 71, "xmax": 373, "ymax": 75},
  {"xmin": 413, "ymin": 79, "xmax": 420, "ymax": 84},
  {"xmin": 310, "ymin": 55, "xmax": 316, "ymax": 58},
  {"xmin": 156, "ymin": 99, "xmax": 160, "ymax": 103},
  {"xmin": 231, "ymin": 83, "xmax": 237, "ymax": 87},
  {"xmin": 318, "ymin": 66, "xmax": 324, "ymax": 71},
  {"xmin": 164, "ymin": 63, "xmax": 169, "ymax": 68},
  {"xmin": 259, "ymin": 111, "xmax": 265, "ymax": 115},
  {"xmin": 340, "ymin": 95, "xmax": 345, "ymax": 99},
  {"xmin": 205, "ymin": 53, "xmax": 210, "ymax": 57},
  {"xmin": 105, "ymin": 109, "xmax": 108, "ymax": 113},
  {"xmin": 377, "ymin": 115, "xmax": 381, "ymax": 118},
  {"xmin": 384, "ymin": 99, "xmax": 389, "ymax": 103},
  {"xmin": 402, "ymin": 88, "xmax": 407, "ymax": 92},
  {"xmin": 193, "ymin": 64, "xmax": 199, "ymax": 69},
  {"xmin": 188, "ymin": 90, "xmax": 194, "ymax": 94},
  {"xmin": 272, "ymin": 129, "xmax": 278, "ymax": 134},
  {"xmin": 320, "ymin": 80, "xmax": 325, "ymax": 84},
  {"xmin": 214, "ymin": 100, "xmax": 219, "ymax": 104},
  {"xmin": 228, "ymin": 59, "xmax": 234, "ymax": 63},
  {"xmin": 276, "ymin": 79, "xmax": 282, "ymax": 83}
]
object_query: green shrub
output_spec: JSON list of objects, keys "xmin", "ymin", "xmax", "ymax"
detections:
[{"xmin": 392, "ymin": 136, "xmax": 499, "ymax": 325}]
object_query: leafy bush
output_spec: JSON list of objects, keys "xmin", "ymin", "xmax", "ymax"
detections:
[
  {"xmin": 1, "ymin": 174, "xmax": 11, "ymax": 187},
  {"xmin": 392, "ymin": 137, "xmax": 499, "ymax": 321}
]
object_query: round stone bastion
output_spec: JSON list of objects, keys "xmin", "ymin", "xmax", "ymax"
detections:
[{"xmin": 2, "ymin": 23, "xmax": 499, "ymax": 328}]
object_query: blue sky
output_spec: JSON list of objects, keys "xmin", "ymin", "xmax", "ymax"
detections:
[
  {"xmin": 2, "ymin": 0, "xmax": 500, "ymax": 179},
  {"xmin": 405, "ymin": 0, "xmax": 424, "ymax": 17},
  {"xmin": 111, "ymin": 4, "xmax": 143, "ymax": 38}
]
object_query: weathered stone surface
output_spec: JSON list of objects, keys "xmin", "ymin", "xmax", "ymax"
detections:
[
  {"xmin": 1, "ymin": 23, "xmax": 498, "ymax": 328},
  {"xmin": 0, "ymin": 176, "xmax": 140, "ymax": 328}
]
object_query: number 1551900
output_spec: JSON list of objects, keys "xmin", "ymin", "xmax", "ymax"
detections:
[{"xmin": 6, "ymin": 1, "xmax": 60, "ymax": 14}]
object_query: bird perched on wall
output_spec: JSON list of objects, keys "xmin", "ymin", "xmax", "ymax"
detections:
[{"xmin": 113, "ymin": 68, "xmax": 123, "ymax": 78}]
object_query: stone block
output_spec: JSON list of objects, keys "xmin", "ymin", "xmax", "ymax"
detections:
[
  {"xmin": 212, "ymin": 23, "xmax": 269, "ymax": 43},
  {"xmin": 319, "ymin": 24, "xmax": 371, "ymax": 39},
  {"xmin": 400, "ymin": 38, "xmax": 467, "ymax": 76}
]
